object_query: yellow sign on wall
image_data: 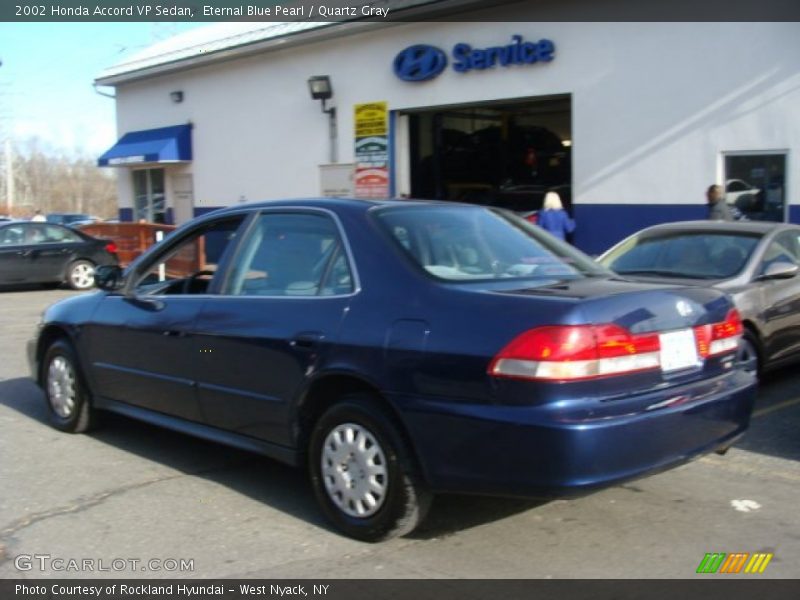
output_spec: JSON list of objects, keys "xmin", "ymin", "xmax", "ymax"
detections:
[
  {"xmin": 354, "ymin": 102, "xmax": 389, "ymax": 199},
  {"xmin": 354, "ymin": 102, "xmax": 388, "ymax": 138}
]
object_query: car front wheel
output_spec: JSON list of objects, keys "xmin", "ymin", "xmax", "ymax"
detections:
[
  {"xmin": 309, "ymin": 395, "xmax": 432, "ymax": 542},
  {"xmin": 738, "ymin": 331, "xmax": 761, "ymax": 378},
  {"xmin": 42, "ymin": 339, "xmax": 97, "ymax": 433},
  {"xmin": 66, "ymin": 260, "xmax": 95, "ymax": 290}
]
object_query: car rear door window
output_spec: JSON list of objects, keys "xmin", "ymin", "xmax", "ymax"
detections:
[{"xmin": 224, "ymin": 212, "xmax": 353, "ymax": 297}]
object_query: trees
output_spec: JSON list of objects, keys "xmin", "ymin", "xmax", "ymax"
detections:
[{"xmin": 0, "ymin": 137, "xmax": 118, "ymax": 219}]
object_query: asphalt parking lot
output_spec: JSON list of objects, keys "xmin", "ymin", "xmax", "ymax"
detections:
[{"xmin": 0, "ymin": 288, "xmax": 798, "ymax": 579}]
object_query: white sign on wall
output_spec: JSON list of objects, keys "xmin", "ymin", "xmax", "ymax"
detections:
[{"xmin": 319, "ymin": 163, "xmax": 354, "ymax": 197}]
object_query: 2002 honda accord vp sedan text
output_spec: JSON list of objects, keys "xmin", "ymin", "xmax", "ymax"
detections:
[{"xmin": 29, "ymin": 199, "xmax": 757, "ymax": 541}]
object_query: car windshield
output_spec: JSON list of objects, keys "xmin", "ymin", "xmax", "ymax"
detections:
[
  {"xmin": 601, "ymin": 231, "xmax": 761, "ymax": 280},
  {"xmin": 374, "ymin": 205, "xmax": 608, "ymax": 283}
]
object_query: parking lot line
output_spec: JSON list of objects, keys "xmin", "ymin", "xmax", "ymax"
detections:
[{"xmin": 752, "ymin": 396, "xmax": 800, "ymax": 418}]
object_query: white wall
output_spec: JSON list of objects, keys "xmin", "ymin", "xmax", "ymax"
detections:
[{"xmin": 112, "ymin": 21, "xmax": 800, "ymax": 211}]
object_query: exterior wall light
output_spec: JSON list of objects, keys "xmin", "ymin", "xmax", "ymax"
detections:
[
  {"xmin": 308, "ymin": 75, "xmax": 333, "ymax": 102},
  {"xmin": 170, "ymin": 91, "xmax": 184, "ymax": 103},
  {"xmin": 307, "ymin": 75, "xmax": 337, "ymax": 163}
]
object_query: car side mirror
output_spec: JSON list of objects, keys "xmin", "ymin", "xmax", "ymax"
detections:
[
  {"xmin": 94, "ymin": 265, "xmax": 125, "ymax": 291},
  {"xmin": 759, "ymin": 260, "xmax": 799, "ymax": 281}
]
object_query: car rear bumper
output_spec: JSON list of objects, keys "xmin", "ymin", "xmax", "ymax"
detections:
[{"xmin": 396, "ymin": 369, "xmax": 757, "ymax": 497}]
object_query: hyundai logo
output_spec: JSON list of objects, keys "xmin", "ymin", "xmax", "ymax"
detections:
[
  {"xmin": 676, "ymin": 300, "xmax": 694, "ymax": 317},
  {"xmin": 393, "ymin": 45, "xmax": 448, "ymax": 82}
]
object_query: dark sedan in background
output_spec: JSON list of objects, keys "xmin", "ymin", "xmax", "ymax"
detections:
[
  {"xmin": 599, "ymin": 221, "xmax": 800, "ymax": 376},
  {"xmin": 29, "ymin": 199, "xmax": 755, "ymax": 541},
  {"xmin": 0, "ymin": 221, "xmax": 118, "ymax": 290},
  {"xmin": 46, "ymin": 212, "xmax": 99, "ymax": 227}
]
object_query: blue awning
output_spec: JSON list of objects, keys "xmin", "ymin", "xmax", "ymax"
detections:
[{"xmin": 98, "ymin": 124, "xmax": 192, "ymax": 167}]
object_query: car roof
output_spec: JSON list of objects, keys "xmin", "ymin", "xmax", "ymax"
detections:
[
  {"xmin": 0, "ymin": 220, "xmax": 70, "ymax": 228},
  {"xmin": 206, "ymin": 197, "xmax": 468, "ymax": 217},
  {"xmin": 634, "ymin": 220, "xmax": 796, "ymax": 237}
]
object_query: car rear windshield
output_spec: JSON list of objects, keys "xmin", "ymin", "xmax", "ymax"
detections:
[
  {"xmin": 602, "ymin": 231, "xmax": 761, "ymax": 279},
  {"xmin": 374, "ymin": 205, "xmax": 607, "ymax": 282}
]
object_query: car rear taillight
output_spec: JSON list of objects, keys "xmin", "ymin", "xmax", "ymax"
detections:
[
  {"xmin": 104, "ymin": 241, "xmax": 118, "ymax": 254},
  {"xmin": 489, "ymin": 311, "xmax": 743, "ymax": 382},
  {"xmin": 488, "ymin": 324, "xmax": 661, "ymax": 381},
  {"xmin": 526, "ymin": 213, "xmax": 538, "ymax": 224},
  {"xmin": 694, "ymin": 309, "xmax": 743, "ymax": 358}
]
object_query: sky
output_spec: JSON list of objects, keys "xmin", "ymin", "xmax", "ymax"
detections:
[{"xmin": 0, "ymin": 22, "xmax": 205, "ymax": 157}]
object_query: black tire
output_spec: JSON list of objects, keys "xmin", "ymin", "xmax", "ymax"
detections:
[
  {"xmin": 738, "ymin": 331, "xmax": 762, "ymax": 379},
  {"xmin": 41, "ymin": 339, "xmax": 97, "ymax": 433},
  {"xmin": 308, "ymin": 394, "xmax": 432, "ymax": 542},
  {"xmin": 66, "ymin": 259, "xmax": 96, "ymax": 290}
]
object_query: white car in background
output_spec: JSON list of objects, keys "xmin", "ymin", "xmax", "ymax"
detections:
[{"xmin": 725, "ymin": 179, "xmax": 761, "ymax": 210}]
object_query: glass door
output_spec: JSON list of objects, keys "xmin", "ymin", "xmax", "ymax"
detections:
[{"xmin": 132, "ymin": 168, "xmax": 166, "ymax": 223}]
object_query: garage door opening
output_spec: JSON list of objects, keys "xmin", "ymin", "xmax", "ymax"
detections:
[{"xmin": 404, "ymin": 95, "xmax": 572, "ymax": 217}]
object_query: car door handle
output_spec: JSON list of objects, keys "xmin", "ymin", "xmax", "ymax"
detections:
[
  {"xmin": 16, "ymin": 250, "xmax": 32, "ymax": 257},
  {"xmin": 162, "ymin": 330, "xmax": 187, "ymax": 337},
  {"xmin": 290, "ymin": 333, "xmax": 323, "ymax": 349}
]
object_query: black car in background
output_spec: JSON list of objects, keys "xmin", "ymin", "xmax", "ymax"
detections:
[{"xmin": 0, "ymin": 221, "xmax": 118, "ymax": 290}]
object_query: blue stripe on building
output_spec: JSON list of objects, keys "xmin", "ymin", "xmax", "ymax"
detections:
[{"xmin": 573, "ymin": 204, "xmax": 709, "ymax": 255}]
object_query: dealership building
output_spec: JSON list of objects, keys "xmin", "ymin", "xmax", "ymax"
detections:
[{"xmin": 95, "ymin": 4, "xmax": 800, "ymax": 253}]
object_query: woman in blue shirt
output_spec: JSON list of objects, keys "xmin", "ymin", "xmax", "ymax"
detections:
[{"xmin": 537, "ymin": 191, "xmax": 575, "ymax": 241}]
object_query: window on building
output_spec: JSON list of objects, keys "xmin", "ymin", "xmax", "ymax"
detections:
[
  {"xmin": 132, "ymin": 168, "xmax": 166, "ymax": 224},
  {"xmin": 724, "ymin": 153, "xmax": 787, "ymax": 222}
]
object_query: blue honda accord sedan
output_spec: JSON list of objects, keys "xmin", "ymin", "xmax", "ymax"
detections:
[{"xmin": 29, "ymin": 199, "xmax": 757, "ymax": 541}]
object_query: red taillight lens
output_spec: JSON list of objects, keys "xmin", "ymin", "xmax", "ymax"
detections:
[
  {"xmin": 496, "ymin": 326, "xmax": 596, "ymax": 362},
  {"xmin": 104, "ymin": 241, "xmax": 118, "ymax": 254},
  {"xmin": 488, "ymin": 324, "xmax": 661, "ymax": 381},
  {"xmin": 694, "ymin": 309, "xmax": 742, "ymax": 358},
  {"xmin": 526, "ymin": 214, "xmax": 539, "ymax": 224}
]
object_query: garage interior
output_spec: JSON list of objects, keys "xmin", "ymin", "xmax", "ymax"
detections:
[{"xmin": 405, "ymin": 94, "xmax": 572, "ymax": 213}]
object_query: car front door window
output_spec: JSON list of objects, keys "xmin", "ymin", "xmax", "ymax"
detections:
[{"xmin": 134, "ymin": 217, "xmax": 245, "ymax": 296}]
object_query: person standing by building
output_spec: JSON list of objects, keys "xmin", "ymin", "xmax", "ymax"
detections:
[
  {"xmin": 537, "ymin": 191, "xmax": 575, "ymax": 241},
  {"xmin": 707, "ymin": 184, "xmax": 733, "ymax": 221}
]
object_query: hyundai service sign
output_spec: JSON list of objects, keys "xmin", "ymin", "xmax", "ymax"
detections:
[{"xmin": 393, "ymin": 35, "xmax": 555, "ymax": 82}]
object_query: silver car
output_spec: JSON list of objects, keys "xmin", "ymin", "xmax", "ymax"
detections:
[{"xmin": 599, "ymin": 220, "xmax": 800, "ymax": 376}]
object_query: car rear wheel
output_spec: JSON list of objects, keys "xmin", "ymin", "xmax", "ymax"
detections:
[
  {"xmin": 308, "ymin": 395, "xmax": 432, "ymax": 542},
  {"xmin": 67, "ymin": 260, "xmax": 95, "ymax": 290},
  {"xmin": 42, "ymin": 339, "xmax": 97, "ymax": 433}
]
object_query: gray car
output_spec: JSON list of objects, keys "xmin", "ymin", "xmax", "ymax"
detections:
[{"xmin": 599, "ymin": 220, "xmax": 800, "ymax": 376}]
